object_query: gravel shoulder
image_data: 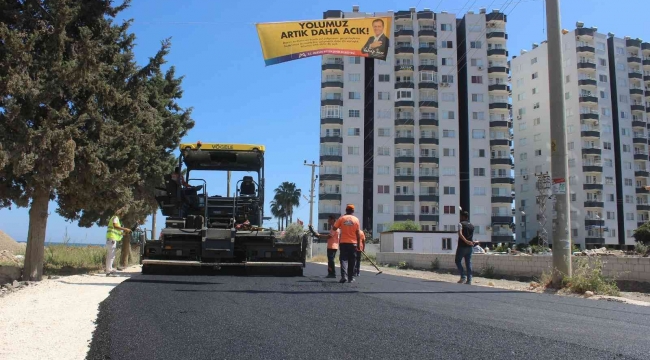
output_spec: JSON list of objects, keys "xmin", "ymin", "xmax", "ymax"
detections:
[
  {"xmin": 314, "ymin": 261, "xmax": 650, "ymax": 307},
  {"xmin": 0, "ymin": 265, "xmax": 141, "ymax": 360}
]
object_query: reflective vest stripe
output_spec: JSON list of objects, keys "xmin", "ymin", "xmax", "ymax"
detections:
[{"xmin": 106, "ymin": 216, "xmax": 123, "ymax": 241}]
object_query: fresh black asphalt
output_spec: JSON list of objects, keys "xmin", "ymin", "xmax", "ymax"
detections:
[{"xmin": 87, "ymin": 263, "xmax": 650, "ymax": 360}]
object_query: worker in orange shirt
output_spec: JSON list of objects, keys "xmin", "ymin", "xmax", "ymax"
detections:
[
  {"xmin": 314, "ymin": 215, "xmax": 340, "ymax": 278},
  {"xmin": 332, "ymin": 204, "xmax": 361, "ymax": 283},
  {"xmin": 354, "ymin": 230, "xmax": 366, "ymax": 277}
]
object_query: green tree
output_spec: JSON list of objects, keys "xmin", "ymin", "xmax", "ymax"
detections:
[
  {"xmin": 270, "ymin": 199, "xmax": 286, "ymax": 231},
  {"xmin": 273, "ymin": 182, "xmax": 301, "ymax": 228},
  {"xmin": 633, "ymin": 222, "xmax": 650, "ymax": 245},
  {"xmin": 388, "ymin": 220, "xmax": 421, "ymax": 231},
  {"xmin": 0, "ymin": 1, "xmax": 193, "ymax": 280}
]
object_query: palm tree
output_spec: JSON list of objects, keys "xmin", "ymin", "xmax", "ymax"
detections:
[
  {"xmin": 270, "ymin": 199, "xmax": 286, "ymax": 231},
  {"xmin": 274, "ymin": 182, "xmax": 301, "ymax": 228}
]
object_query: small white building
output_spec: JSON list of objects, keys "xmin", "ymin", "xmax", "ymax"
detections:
[{"xmin": 380, "ymin": 230, "xmax": 459, "ymax": 253}]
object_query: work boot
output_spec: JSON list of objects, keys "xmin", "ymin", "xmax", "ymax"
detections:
[
  {"xmin": 457, "ymin": 278, "xmax": 465, "ymax": 284},
  {"xmin": 339, "ymin": 278, "xmax": 347, "ymax": 283}
]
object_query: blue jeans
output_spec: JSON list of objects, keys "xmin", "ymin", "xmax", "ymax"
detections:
[
  {"xmin": 455, "ymin": 246, "xmax": 473, "ymax": 280},
  {"xmin": 327, "ymin": 249, "xmax": 337, "ymax": 276}
]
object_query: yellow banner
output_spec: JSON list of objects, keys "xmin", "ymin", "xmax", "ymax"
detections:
[{"xmin": 256, "ymin": 17, "xmax": 393, "ymax": 66}]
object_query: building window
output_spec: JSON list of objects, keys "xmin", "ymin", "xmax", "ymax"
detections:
[
  {"xmin": 472, "ymin": 129, "xmax": 485, "ymax": 139},
  {"xmin": 348, "ymin": 128, "xmax": 360, "ymax": 136},
  {"xmin": 378, "ymin": 92, "xmax": 390, "ymax": 100},
  {"xmin": 378, "ymin": 128, "xmax": 391, "ymax": 137},
  {"xmin": 532, "ymin": 72, "xmax": 538, "ymax": 79},
  {"xmin": 470, "ymin": 58, "xmax": 483, "ymax": 67},
  {"xmin": 441, "ymin": 40, "xmax": 453, "ymax": 48},
  {"xmin": 443, "ymin": 148, "xmax": 455, "ymax": 157},
  {"xmin": 471, "ymin": 76, "xmax": 483, "ymax": 84},
  {"xmin": 403, "ymin": 237, "xmax": 413, "ymax": 250},
  {"xmin": 444, "ymin": 205, "xmax": 456, "ymax": 214},
  {"xmin": 349, "ymin": 92, "xmax": 361, "ymax": 99},
  {"xmin": 441, "ymin": 75, "xmax": 454, "ymax": 83},
  {"xmin": 348, "ymin": 57, "xmax": 361, "ymax": 64},
  {"xmin": 397, "ymin": 90, "xmax": 413, "ymax": 99},
  {"xmin": 470, "ymin": 41, "xmax": 482, "ymax": 49},
  {"xmin": 531, "ymin": 57, "xmax": 538, "ymax": 64},
  {"xmin": 473, "ymin": 149, "xmax": 486, "ymax": 158},
  {"xmin": 473, "ymin": 168, "xmax": 486, "ymax": 176},
  {"xmin": 348, "ymin": 73, "xmax": 360, "ymax": 82},
  {"xmin": 441, "ymin": 57, "xmax": 453, "ymax": 66},
  {"xmin": 346, "ymin": 185, "xmax": 360, "ymax": 194},
  {"xmin": 442, "ymin": 129, "xmax": 455, "ymax": 138},
  {"xmin": 349, "ymin": 110, "xmax": 360, "ymax": 117},
  {"xmin": 441, "ymin": 93, "xmax": 455, "ymax": 101},
  {"xmin": 472, "ymin": 112, "xmax": 485, "ymax": 120},
  {"xmin": 599, "ymin": 74, "xmax": 608, "ymax": 82},
  {"xmin": 378, "ymin": 147, "xmax": 390, "ymax": 156},
  {"xmin": 442, "ymin": 111, "xmax": 455, "ymax": 120},
  {"xmin": 471, "ymin": 94, "xmax": 484, "ymax": 102},
  {"xmin": 377, "ymin": 185, "xmax": 390, "ymax": 194},
  {"xmin": 378, "ymin": 74, "xmax": 390, "ymax": 82},
  {"xmin": 442, "ymin": 238, "xmax": 452, "ymax": 250},
  {"xmin": 443, "ymin": 186, "xmax": 455, "ymax": 195},
  {"xmin": 441, "ymin": 23, "xmax": 453, "ymax": 31},
  {"xmin": 348, "ymin": 146, "xmax": 359, "ymax": 155},
  {"xmin": 346, "ymin": 166, "xmax": 359, "ymax": 174}
]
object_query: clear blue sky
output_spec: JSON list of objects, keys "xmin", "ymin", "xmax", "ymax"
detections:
[{"xmin": 1, "ymin": 0, "xmax": 648, "ymax": 244}]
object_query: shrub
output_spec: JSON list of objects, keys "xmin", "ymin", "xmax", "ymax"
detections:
[
  {"xmin": 282, "ymin": 223, "xmax": 305, "ymax": 243},
  {"xmin": 430, "ymin": 258, "xmax": 440, "ymax": 271},
  {"xmin": 389, "ymin": 220, "xmax": 421, "ymax": 231},
  {"xmin": 562, "ymin": 257, "xmax": 620, "ymax": 296},
  {"xmin": 635, "ymin": 242, "xmax": 649, "ymax": 256},
  {"xmin": 480, "ymin": 264, "xmax": 496, "ymax": 278},
  {"xmin": 493, "ymin": 244, "xmax": 510, "ymax": 252},
  {"xmin": 530, "ymin": 245, "xmax": 550, "ymax": 254},
  {"xmin": 397, "ymin": 261, "xmax": 409, "ymax": 269},
  {"xmin": 515, "ymin": 243, "xmax": 529, "ymax": 252}
]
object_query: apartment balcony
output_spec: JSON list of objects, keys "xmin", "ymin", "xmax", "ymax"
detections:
[
  {"xmin": 394, "ymin": 194, "xmax": 415, "ymax": 201},
  {"xmin": 636, "ymin": 187, "xmax": 650, "ymax": 194},
  {"xmin": 417, "ymin": 11, "xmax": 434, "ymax": 20},
  {"xmin": 633, "ymin": 120, "xmax": 647, "ymax": 128},
  {"xmin": 492, "ymin": 234, "xmax": 514, "ymax": 243},
  {"xmin": 419, "ymin": 175, "xmax": 439, "ymax": 182},
  {"xmin": 583, "ymin": 183, "xmax": 603, "ymax": 190},
  {"xmin": 635, "ymin": 153, "xmax": 649, "ymax": 160},
  {"xmin": 418, "ymin": 64, "xmax": 438, "ymax": 72},
  {"xmin": 321, "ymin": 81, "xmax": 344, "ymax": 88},
  {"xmin": 394, "ymin": 175, "xmax": 415, "ymax": 182},
  {"xmin": 643, "ymin": 43, "xmax": 650, "ymax": 51},
  {"xmin": 643, "ymin": 59, "xmax": 650, "ymax": 66},
  {"xmin": 394, "ymin": 214, "xmax": 416, "ymax": 221},
  {"xmin": 319, "ymin": 173, "xmax": 342, "ymax": 181},
  {"xmin": 321, "ymin": 63, "xmax": 344, "ymax": 71},
  {"xmin": 486, "ymin": 12, "xmax": 507, "ymax": 22},
  {"xmin": 320, "ymin": 99, "xmax": 343, "ymax": 106},
  {"xmin": 578, "ymin": 79, "xmax": 598, "ymax": 87},
  {"xmin": 487, "ymin": 48, "xmax": 507, "ymax": 57},
  {"xmin": 585, "ymin": 237, "xmax": 605, "ymax": 245},
  {"xmin": 489, "ymin": 102, "xmax": 509, "ymax": 110},
  {"xmin": 637, "ymin": 204, "xmax": 650, "ymax": 211},
  {"xmin": 628, "ymin": 56, "xmax": 642, "ymax": 64},
  {"xmin": 419, "ymin": 214, "xmax": 439, "ymax": 222},
  {"xmin": 631, "ymin": 104, "xmax": 645, "ymax": 112},
  {"xmin": 584, "ymin": 201, "xmax": 604, "ymax": 208},
  {"xmin": 395, "ymin": 65, "xmax": 415, "ymax": 74},
  {"xmin": 419, "ymin": 194, "xmax": 439, "ymax": 202},
  {"xmin": 490, "ymin": 157, "xmax": 513, "ymax": 166},
  {"xmin": 581, "ymin": 130, "xmax": 600, "ymax": 138},
  {"xmin": 418, "ymin": 81, "xmax": 438, "ymax": 89},
  {"xmin": 491, "ymin": 216, "xmax": 512, "ymax": 224},
  {"xmin": 583, "ymin": 165, "xmax": 603, "ymax": 173},
  {"xmin": 419, "ymin": 137, "xmax": 439, "ymax": 145},
  {"xmin": 585, "ymin": 218, "xmax": 605, "ymax": 227},
  {"xmin": 581, "ymin": 147, "xmax": 602, "ymax": 155},
  {"xmin": 394, "ymin": 29, "xmax": 414, "ymax": 37},
  {"xmin": 486, "ymin": 32, "xmax": 507, "ymax": 40},
  {"xmin": 418, "ymin": 46, "xmax": 437, "ymax": 54},
  {"xmin": 395, "ymin": 136, "xmax": 415, "ymax": 144},
  {"xmin": 419, "ymin": 118, "xmax": 439, "ymax": 126},
  {"xmin": 629, "ymin": 72, "xmax": 643, "ymax": 80},
  {"xmin": 644, "ymin": 75, "xmax": 650, "ymax": 82},
  {"xmin": 636, "ymin": 170, "xmax": 650, "ymax": 177},
  {"xmin": 395, "ymin": 100, "xmax": 415, "ymax": 108},
  {"xmin": 646, "ymin": 90, "xmax": 650, "ymax": 97},
  {"xmin": 320, "ymin": 117, "xmax": 343, "ymax": 125},
  {"xmin": 490, "ymin": 139, "xmax": 511, "ymax": 146},
  {"xmin": 395, "ymin": 156, "xmax": 415, "ymax": 163},
  {"xmin": 394, "ymin": 81, "xmax": 415, "ymax": 89},
  {"xmin": 319, "ymin": 193, "xmax": 342, "ymax": 201},
  {"xmin": 419, "ymin": 156, "xmax": 439, "ymax": 164},
  {"xmin": 320, "ymin": 136, "xmax": 343, "ymax": 144},
  {"xmin": 488, "ymin": 66, "xmax": 509, "ymax": 74},
  {"xmin": 633, "ymin": 136, "xmax": 647, "ymax": 144},
  {"xmin": 580, "ymin": 113, "xmax": 599, "ymax": 120},
  {"xmin": 577, "ymin": 62, "xmax": 597, "ymax": 70},
  {"xmin": 627, "ymin": 38, "xmax": 642, "ymax": 48},
  {"xmin": 419, "ymin": 100, "xmax": 438, "ymax": 108},
  {"xmin": 395, "ymin": 118, "xmax": 415, "ymax": 126},
  {"xmin": 395, "ymin": 12, "xmax": 412, "ymax": 20},
  {"xmin": 576, "ymin": 45, "xmax": 595, "ymax": 54},
  {"xmin": 320, "ymin": 155, "xmax": 342, "ymax": 162},
  {"xmin": 488, "ymin": 84, "xmax": 509, "ymax": 92},
  {"xmin": 489, "ymin": 120, "xmax": 510, "ymax": 128},
  {"xmin": 418, "ymin": 29, "xmax": 437, "ymax": 37},
  {"xmin": 579, "ymin": 95, "xmax": 598, "ymax": 104},
  {"xmin": 395, "ymin": 46, "xmax": 415, "ymax": 54},
  {"xmin": 318, "ymin": 212, "xmax": 340, "ymax": 220},
  {"xmin": 576, "ymin": 27, "xmax": 595, "ymax": 37},
  {"xmin": 491, "ymin": 196, "xmax": 513, "ymax": 204},
  {"xmin": 491, "ymin": 176, "xmax": 515, "ymax": 184}
]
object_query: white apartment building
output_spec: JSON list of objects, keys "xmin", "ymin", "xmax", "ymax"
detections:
[
  {"xmin": 457, "ymin": 10, "xmax": 513, "ymax": 244},
  {"xmin": 318, "ymin": 6, "xmax": 512, "ymax": 243},
  {"xmin": 511, "ymin": 24, "xmax": 650, "ymax": 249}
]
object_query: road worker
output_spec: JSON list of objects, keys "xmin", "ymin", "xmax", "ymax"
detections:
[
  {"xmin": 105, "ymin": 207, "xmax": 132, "ymax": 276},
  {"xmin": 354, "ymin": 230, "xmax": 366, "ymax": 277},
  {"xmin": 312, "ymin": 215, "xmax": 340, "ymax": 278},
  {"xmin": 332, "ymin": 204, "xmax": 361, "ymax": 283}
]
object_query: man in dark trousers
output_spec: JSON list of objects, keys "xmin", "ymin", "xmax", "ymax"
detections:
[
  {"xmin": 455, "ymin": 211, "xmax": 477, "ymax": 285},
  {"xmin": 313, "ymin": 215, "xmax": 340, "ymax": 278},
  {"xmin": 332, "ymin": 204, "xmax": 361, "ymax": 283}
]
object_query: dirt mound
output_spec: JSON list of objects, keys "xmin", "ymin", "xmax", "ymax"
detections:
[
  {"xmin": 0, "ymin": 230, "xmax": 25, "ymax": 254},
  {"xmin": 0, "ymin": 250, "xmax": 21, "ymax": 265}
]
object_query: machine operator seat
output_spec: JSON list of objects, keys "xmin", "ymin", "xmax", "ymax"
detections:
[{"xmin": 240, "ymin": 176, "xmax": 256, "ymax": 196}]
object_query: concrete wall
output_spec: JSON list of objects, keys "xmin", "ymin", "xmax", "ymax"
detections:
[
  {"xmin": 377, "ymin": 252, "xmax": 650, "ymax": 282},
  {"xmin": 312, "ymin": 243, "xmax": 379, "ymax": 257}
]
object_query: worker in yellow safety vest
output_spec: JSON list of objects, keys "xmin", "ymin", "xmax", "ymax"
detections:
[{"xmin": 105, "ymin": 207, "xmax": 132, "ymax": 276}]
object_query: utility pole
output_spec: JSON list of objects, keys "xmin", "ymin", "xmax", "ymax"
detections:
[
  {"xmin": 304, "ymin": 160, "xmax": 320, "ymax": 259},
  {"xmin": 546, "ymin": 0, "xmax": 572, "ymax": 285},
  {"xmin": 535, "ymin": 172, "xmax": 551, "ymax": 249},
  {"xmin": 151, "ymin": 212, "xmax": 157, "ymax": 240},
  {"xmin": 227, "ymin": 171, "xmax": 231, "ymax": 197}
]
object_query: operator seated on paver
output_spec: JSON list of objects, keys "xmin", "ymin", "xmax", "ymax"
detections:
[
  {"xmin": 240, "ymin": 176, "xmax": 256, "ymax": 196},
  {"xmin": 171, "ymin": 167, "xmax": 203, "ymax": 194}
]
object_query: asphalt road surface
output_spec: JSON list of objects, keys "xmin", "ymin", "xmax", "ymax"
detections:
[{"xmin": 87, "ymin": 264, "xmax": 650, "ymax": 360}]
